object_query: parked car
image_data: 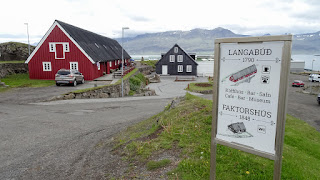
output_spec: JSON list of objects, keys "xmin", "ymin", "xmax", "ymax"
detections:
[
  {"xmin": 55, "ymin": 69, "xmax": 84, "ymax": 86},
  {"xmin": 292, "ymin": 80, "xmax": 304, "ymax": 87},
  {"xmin": 318, "ymin": 94, "xmax": 320, "ymax": 105},
  {"xmin": 309, "ymin": 74, "xmax": 320, "ymax": 82}
]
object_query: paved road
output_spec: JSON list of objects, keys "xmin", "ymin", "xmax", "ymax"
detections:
[
  {"xmin": 287, "ymin": 74, "xmax": 320, "ymax": 132},
  {"xmin": 0, "ymin": 80, "xmax": 111, "ymax": 104},
  {"xmin": 0, "ymin": 76, "xmax": 206, "ymax": 179},
  {"xmin": 0, "ymin": 75, "xmax": 319, "ymax": 179}
]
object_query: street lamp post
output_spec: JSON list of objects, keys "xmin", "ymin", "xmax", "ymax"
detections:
[
  {"xmin": 121, "ymin": 27, "xmax": 129, "ymax": 97},
  {"xmin": 312, "ymin": 59, "xmax": 315, "ymax": 72},
  {"xmin": 24, "ymin": 23, "xmax": 30, "ymax": 56}
]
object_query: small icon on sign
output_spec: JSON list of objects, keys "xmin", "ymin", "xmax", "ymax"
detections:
[
  {"xmin": 262, "ymin": 65, "xmax": 271, "ymax": 74},
  {"xmin": 261, "ymin": 75, "xmax": 270, "ymax": 84},
  {"xmin": 257, "ymin": 125, "xmax": 266, "ymax": 134}
]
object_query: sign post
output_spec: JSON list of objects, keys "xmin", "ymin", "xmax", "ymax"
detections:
[{"xmin": 210, "ymin": 35, "xmax": 292, "ymax": 180}]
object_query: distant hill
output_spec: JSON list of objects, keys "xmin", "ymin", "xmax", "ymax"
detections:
[
  {"xmin": 117, "ymin": 28, "xmax": 320, "ymax": 55},
  {"xmin": 292, "ymin": 32, "xmax": 320, "ymax": 54},
  {"xmin": 118, "ymin": 27, "xmax": 248, "ymax": 55},
  {"xmin": 0, "ymin": 42, "xmax": 35, "ymax": 61}
]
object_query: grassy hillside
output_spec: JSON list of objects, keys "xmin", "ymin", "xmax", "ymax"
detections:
[
  {"xmin": 0, "ymin": 42, "xmax": 35, "ymax": 61},
  {"xmin": 113, "ymin": 93, "xmax": 320, "ymax": 179}
]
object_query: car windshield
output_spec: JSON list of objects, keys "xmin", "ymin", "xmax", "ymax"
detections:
[
  {"xmin": 57, "ymin": 70, "xmax": 70, "ymax": 75},
  {"xmin": 294, "ymin": 81, "xmax": 301, "ymax": 83}
]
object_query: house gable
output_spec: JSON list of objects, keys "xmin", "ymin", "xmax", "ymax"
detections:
[
  {"xmin": 156, "ymin": 44, "xmax": 198, "ymax": 75},
  {"xmin": 26, "ymin": 21, "xmax": 95, "ymax": 64}
]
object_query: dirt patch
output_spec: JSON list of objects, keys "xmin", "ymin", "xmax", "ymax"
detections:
[
  {"xmin": 195, "ymin": 83, "xmax": 212, "ymax": 87},
  {"xmin": 138, "ymin": 126, "xmax": 164, "ymax": 142},
  {"xmin": 108, "ymin": 141, "xmax": 182, "ymax": 180}
]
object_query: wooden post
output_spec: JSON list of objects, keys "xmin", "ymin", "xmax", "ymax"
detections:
[
  {"xmin": 210, "ymin": 42, "xmax": 221, "ymax": 180},
  {"xmin": 273, "ymin": 40, "xmax": 292, "ymax": 180}
]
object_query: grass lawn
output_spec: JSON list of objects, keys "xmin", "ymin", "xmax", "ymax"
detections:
[
  {"xmin": 113, "ymin": 93, "xmax": 320, "ymax": 179},
  {"xmin": 0, "ymin": 61, "xmax": 25, "ymax": 64},
  {"xmin": 71, "ymin": 68, "xmax": 138, "ymax": 94},
  {"xmin": 141, "ymin": 60, "xmax": 158, "ymax": 68},
  {"xmin": 0, "ymin": 73, "xmax": 55, "ymax": 92}
]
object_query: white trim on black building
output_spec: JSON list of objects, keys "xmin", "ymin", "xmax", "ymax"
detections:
[{"xmin": 156, "ymin": 44, "xmax": 198, "ymax": 76}]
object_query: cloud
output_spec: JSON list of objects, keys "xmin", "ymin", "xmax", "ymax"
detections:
[{"xmin": 127, "ymin": 15, "xmax": 151, "ymax": 22}]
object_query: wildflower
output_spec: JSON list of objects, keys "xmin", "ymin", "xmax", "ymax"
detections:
[
  {"xmin": 246, "ymin": 171, "xmax": 250, "ymax": 174},
  {"xmin": 201, "ymin": 152, "xmax": 204, "ymax": 154},
  {"xmin": 200, "ymin": 156, "xmax": 203, "ymax": 159}
]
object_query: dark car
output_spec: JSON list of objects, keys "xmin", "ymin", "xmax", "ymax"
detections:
[
  {"xmin": 55, "ymin": 69, "xmax": 84, "ymax": 86},
  {"xmin": 292, "ymin": 80, "xmax": 304, "ymax": 87},
  {"xmin": 318, "ymin": 94, "xmax": 320, "ymax": 105}
]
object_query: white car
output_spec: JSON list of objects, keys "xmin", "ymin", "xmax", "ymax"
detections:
[
  {"xmin": 309, "ymin": 74, "xmax": 320, "ymax": 82},
  {"xmin": 55, "ymin": 69, "xmax": 84, "ymax": 86}
]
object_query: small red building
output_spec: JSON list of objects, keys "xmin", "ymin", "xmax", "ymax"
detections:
[{"xmin": 25, "ymin": 20, "xmax": 131, "ymax": 80}]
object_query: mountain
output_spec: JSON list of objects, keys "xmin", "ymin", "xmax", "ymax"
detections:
[
  {"xmin": 118, "ymin": 28, "xmax": 320, "ymax": 55},
  {"xmin": 292, "ymin": 32, "xmax": 320, "ymax": 54},
  {"xmin": 118, "ymin": 27, "xmax": 248, "ymax": 55}
]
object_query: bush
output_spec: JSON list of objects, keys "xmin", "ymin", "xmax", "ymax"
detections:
[
  {"xmin": 129, "ymin": 76, "xmax": 141, "ymax": 92},
  {"xmin": 135, "ymin": 73, "xmax": 146, "ymax": 84}
]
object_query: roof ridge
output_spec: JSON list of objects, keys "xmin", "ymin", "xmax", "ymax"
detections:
[{"xmin": 55, "ymin": 20, "xmax": 114, "ymax": 41}]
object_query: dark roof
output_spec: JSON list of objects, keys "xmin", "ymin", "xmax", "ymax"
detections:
[{"xmin": 56, "ymin": 20, "xmax": 130, "ymax": 62}]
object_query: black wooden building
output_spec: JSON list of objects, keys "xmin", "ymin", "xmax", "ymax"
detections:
[{"xmin": 155, "ymin": 44, "xmax": 198, "ymax": 76}]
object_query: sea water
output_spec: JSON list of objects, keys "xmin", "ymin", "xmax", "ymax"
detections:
[{"xmin": 131, "ymin": 54, "xmax": 320, "ymax": 73}]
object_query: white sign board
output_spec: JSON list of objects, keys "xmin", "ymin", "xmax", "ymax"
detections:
[{"xmin": 216, "ymin": 41, "xmax": 284, "ymax": 155}]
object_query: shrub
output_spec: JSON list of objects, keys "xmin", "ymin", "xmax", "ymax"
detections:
[
  {"xmin": 135, "ymin": 73, "xmax": 146, "ymax": 84},
  {"xmin": 129, "ymin": 76, "xmax": 141, "ymax": 92}
]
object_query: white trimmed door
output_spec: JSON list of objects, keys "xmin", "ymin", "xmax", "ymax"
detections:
[{"xmin": 162, "ymin": 65, "xmax": 168, "ymax": 75}]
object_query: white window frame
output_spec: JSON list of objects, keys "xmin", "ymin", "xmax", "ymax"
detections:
[
  {"xmin": 178, "ymin": 65, "xmax": 183, "ymax": 72},
  {"xmin": 49, "ymin": 43, "xmax": 55, "ymax": 52},
  {"xmin": 174, "ymin": 47, "xmax": 178, "ymax": 53},
  {"xmin": 49, "ymin": 42, "xmax": 69, "ymax": 59},
  {"xmin": 177, "ymin": 55, "xmax": 183, "ymax": 62},
  {"xmin": 187, "ymin": 65, "xmax": 192, "ymax": 72},
  {"xmin": 63, "ymin": 43, "xmax": 70, "ymax": 52},
  {"xmin": 70, "ymin": 62, "xmax": 78, "ymax": 70},
  {"xmin": 170, "ymin": 55, "xmax": 175, "ymax": 62},
  {"xmin": 42, "ymin": 62, "xmax": 52, "ymax": 71}
]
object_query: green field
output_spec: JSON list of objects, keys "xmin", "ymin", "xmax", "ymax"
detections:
[
  {"xmin": 114, "ymin": 93, "xmax": 320, "ymax": 179},
  {"xmin": 0, "ymin": 73, "xmax": 55, "ymax": 92}
]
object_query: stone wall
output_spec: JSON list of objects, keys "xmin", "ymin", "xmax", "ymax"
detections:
[
  {"xmin": 138, "ymin": 66, "xmax": 154, "ymax": 75},
  {"xmin": 51, "ymin": 79, "xmax": 131, "ymax": 101},
  {"xmin": 49, "ymin": 67, "xmax": 156, "ymax": 101},
  {"xmin": 0, "ymin": 63, "xmax": 29, "ymax": 78}
]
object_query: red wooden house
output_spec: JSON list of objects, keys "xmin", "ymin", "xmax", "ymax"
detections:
[{"xmin": 25, "ymin": 20, "xmax": 131, "ymax": 80}]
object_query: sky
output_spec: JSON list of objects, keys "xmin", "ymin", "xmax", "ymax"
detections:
[{"xmin": 1, "ymin": 0, "xmax": 320, "ymax": 45}]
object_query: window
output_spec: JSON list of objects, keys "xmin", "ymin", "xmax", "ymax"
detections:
[
  {"xmin": 170, "ymin": 55, "xmax": 175, "ymax": 62},
  {"xmin": 178, "ymin": 65, "xmax": 183, "ymax": 72},
  {"xmin": 174, "ymin": 47, "xmax": 178, "ymax": 53},
  {"xmin": 177, "ymin": 55, "xmax": 183, "ymax": 62},
  {"xmin": 97, "ymin": 62, "xmax": 100, "ymax": 70},
  {"xmin": 49, "ymin": 43, "xmax": 55, "ymax": 52},
  {"xmin": 49, "ymin": 42, "xmax": 69, "ymax": 59},
  {"xmin": 42, "ymin": 62, "xmax": 52, "ymax": 71},
  {"xmin": 70, "ymin": 62, "xmax": 78, "ymax": 70},
  {"xmin": 64, "ymin": 43, "xmax": 69, "ymax": 52},
  {"xmin": 187, "ymin": 65, "xmax": 192, "ymax": 72}
]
